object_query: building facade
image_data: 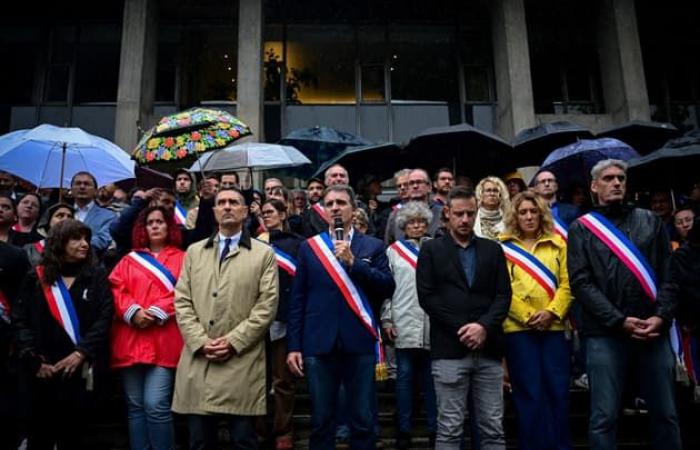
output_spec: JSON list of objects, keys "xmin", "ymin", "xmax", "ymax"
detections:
[{"xmin": 1, "ymin": 0, "xmax": 698, "ymax": 153}]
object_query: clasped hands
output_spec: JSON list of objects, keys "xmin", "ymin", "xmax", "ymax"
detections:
[
  {"xmin": 458, "ymin": 323, "xmax": 487, "ymax": 350},
  {"xmin": 201, "ymin": 337, "xmax": 236, "ymax": 363},
  {"xmin": 622, "ymin": 316, "xmax": 664, "ymax": 340},
  {"xmin": 36, "ymin": 350, "xmax": 85, "ymax": 379},
  {"xmin": 527, "ymin": 310, "xmax": 556, "ymax": 331}
]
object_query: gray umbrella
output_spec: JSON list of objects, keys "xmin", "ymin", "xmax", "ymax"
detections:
[{"xmin": 189, "ymin": 142, "xmax": 311, "ymax": 172}]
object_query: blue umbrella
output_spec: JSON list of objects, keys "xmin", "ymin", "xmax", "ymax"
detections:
[
  {"xmin": 541, "ymin": 138, "xmax": 640, "ymax": 190},
  {"xmin": 0, "ymin": 124, "xmax": 135, "ymax": 190},
  {"xmin": 513, "ymin": 121, "xmax": 594, "ymax": 166}
]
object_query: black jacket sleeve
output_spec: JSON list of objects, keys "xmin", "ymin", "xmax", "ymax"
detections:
[
  {"xmin": 476, "ymin": 243, "xmax": 512, "ymax": 337},
  {"xmin": 75, "ymin": 269, "xmax": 114, "ymax": 361}
]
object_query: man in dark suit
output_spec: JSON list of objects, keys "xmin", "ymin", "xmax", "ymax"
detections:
[
  {"xmin": 287, "ymin": 185, "xmax": 395, "ymax": 450},
  {"xmin": 417, "ymin": 186, "xmax": 511, "ymax": 450},
  {"xmin": 532, "ymin": 170, "xmax": 581, "ymax": 226}
]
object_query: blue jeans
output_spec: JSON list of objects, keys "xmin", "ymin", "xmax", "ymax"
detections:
[
  {"xmin": 586, "ymin": 335, "xmax": 682, "ymax": 450},
  {"xmin": 505, "ymin": 331, "xmax": 571, "ymax": 450},
  {"xmin": 305, "ymin": 352, "xmax": 376, "ymax": 450},
  {"xmin": 121, "ymin": 365, "xmax": 175, "ymax": 450},
  {"xmin": 188, "ymin": 414, "xmax": 257, "ymax": 450},
  {"xmin": 396, "ymin": 348, "xmax": 437, "ymax": 434}
]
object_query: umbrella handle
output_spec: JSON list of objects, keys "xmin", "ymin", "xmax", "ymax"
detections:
[{"xmin": 59, "ymin": 142, "xmax": 67, "ymax": 203}]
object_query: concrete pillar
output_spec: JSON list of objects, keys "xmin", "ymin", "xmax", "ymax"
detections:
[
  {"xmin": 490, "ymin": 0, "xmax": 536, "ymax": 139},
  {"xmin": 237, "ymin": 0, "xmax": 264, "ymax": 142},
  {"xmin": 114, "ymin": 0, "xmax": 157, "ymax": 152},
  {"xmin": 596, "ymin": 0, "xmax": 650, "ymax": 123}
]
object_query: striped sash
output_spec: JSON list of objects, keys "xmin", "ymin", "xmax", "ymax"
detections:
[
  {"xmin": 174, "ymin": 201, "xmax": 187, "ymax": 226},
  {"xmin": 501, "ymin": 241, "xmax": 558, "ymax": 300},
  {"xmin": 274, "ymin": 246, "xmax": 297, "ymax": 276},
  {"xmin": 36, "ymin": 266, "xmax": 81, "ymax": 345},
  {"xmin": 311, "ymin": 203, "xmax": 330, "ymax": 225},
  {"xmin": 127, "ymin": 251, "xmax": 177, "ymax": 293},
  {"xmin": 34, "ymin": 239, "xmax": 45, "ymax": 254},
  {"xmin": 390, "ymin": 239, "xmax": 419, "ymax": 269},
  {"xmin": 0, "ymin": 290, "xmax": 10, "ymax": 323},
  {"xmin": 551, "ymin": 204, "xmax": 568, "ymax": 242}
]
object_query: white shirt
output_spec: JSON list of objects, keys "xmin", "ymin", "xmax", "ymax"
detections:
[
  {"xmin": 74, "ymin": 201, "xmax": 95, "ymax": 222},
  {"xmin": 328, "ymin": 226, "xmax": 355, "ymax": 243},
  {"xmin": 218, "ymin": 230, "xmax": 242, "ymax": 259}
]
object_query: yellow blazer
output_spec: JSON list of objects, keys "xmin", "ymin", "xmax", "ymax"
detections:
[{"xmin": 499, "ymin": 232, "xmax": 572, "ymax": 333}]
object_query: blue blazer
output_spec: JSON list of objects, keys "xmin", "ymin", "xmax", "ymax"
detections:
[
  {"xmin": 287, "ymin": 231, "xmax": 395, "ymax": 356},
  {"xmin": 82, "ymin": 204, "xmax": 116, "ymax": 252}
]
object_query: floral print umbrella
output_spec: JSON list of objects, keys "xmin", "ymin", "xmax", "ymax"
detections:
[{"xmin": 132, "ymin": 108, "xmax": 251, "ymax": 164}]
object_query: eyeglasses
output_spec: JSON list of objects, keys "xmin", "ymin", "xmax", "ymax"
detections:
[
  {"xmin": 482, "ymin": 188, "xmax": 500, "ymax": 195},
  {"xmin": 536, "ymin": 178, "xmax": 557, "ymax": 185}
]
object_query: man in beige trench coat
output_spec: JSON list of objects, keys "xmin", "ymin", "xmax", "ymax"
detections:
[{"xmin": 173, "ymin": 187, "xmax": 279, "ymax": 450}]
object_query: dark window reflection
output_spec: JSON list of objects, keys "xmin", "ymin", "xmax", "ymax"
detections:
[{"xmin": 75, "ymin": 24, "xmax": 121, "ymax": 103}]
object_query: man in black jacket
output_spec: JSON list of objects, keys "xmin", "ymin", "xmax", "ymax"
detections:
[
  {"xmin": 417, "ymin": 186, "xmax": 511, "ymax": 450},
  {"xmin": 568, "ymin": 159, "xmax": 681, "ymax": 450}
]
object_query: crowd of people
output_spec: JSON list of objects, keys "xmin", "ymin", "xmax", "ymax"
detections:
[{"xmin": 0, "ymin": 159, "xmax": 699, "ymax": 450}]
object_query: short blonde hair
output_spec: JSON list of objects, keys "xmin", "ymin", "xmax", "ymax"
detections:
[{"xmin": 504, "ymin": 191, "xmax": 554, "ymax": 238}]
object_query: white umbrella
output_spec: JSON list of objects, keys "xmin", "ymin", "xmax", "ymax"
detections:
[
  {"xmin": 0, "ymin": 124, "xmax": 135, "ymax": 189},
  {"xmin": 188, "ymin": 142, "xmax": 311, "ymax": 172}
]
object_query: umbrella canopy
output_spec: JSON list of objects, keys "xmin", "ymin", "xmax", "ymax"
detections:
[
  {"xmin": 188, "ymin": 142, "xmax": 311, "ymax": 172},
  {"xmin": 513, "ymin": 121, "xmax": 594, "ymax": 166},
  {"xmin": 402, "ymin": 123, "xmax": 513, "ymax": 181},
  {"xmin": 312, "ymin": 143, "xmax": 403, "ymax": 181},
  {"xmin": 596, "ymin": 120, "xmax": 680, "ymax": 155},
  {"xmin": 627, "ymin": 135, "xmax": 700, "ymax": 190},
  {"xmin": 132, "ymin": 108, "xmax": 251, "ymax": 164},
  {"xmin": 541, "ymin": 138, "xmax": 639, "ymax": 191},
  {"xmin": 0, "ymin": 124, "xmax": 134, "ymax": 188}
]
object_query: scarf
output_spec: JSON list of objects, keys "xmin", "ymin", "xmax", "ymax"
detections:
[{"xmin": 476, "ymin": 207, "xmax": 504, "ymax": 241}]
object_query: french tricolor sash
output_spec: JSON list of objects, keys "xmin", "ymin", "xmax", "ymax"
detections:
[
  {"xmin": 578, "ymin": 212, "xmax": 657, "ymax": 302},
  {"xmin": 311, "ymin": 203, "xmax": 330, "ymax": 225},
  {"xmin": 307, "ymin": 233, "xmax": 388, "ymax": 379},
  {"xmin": 551, "ymin": 205, "xmax": 568, "ymax": 242},
  {"xmin": 390, "ymin": 239, "xmax": 419, "ymax": 269},
  {"xmin": 36, "ymin": 266, "xmax": 81, "ymax": 345},
  {"xmin": 11, "ymin": 223, "xmax": 22, "ymax": 232},
  {"xmin": 273, "ymin": 246, "xmax": 297, "ymax": 276},
  {"xmin": 392, "ymin": 203, "xmax": 403, "ymax": 212},
  {"xmin": 34, "ymin": 239, "xmax": 45, "ymax": 254},
  {"xmin": 174, "ymin": 201, "xmax": 187, "ymax": 226},
  {"xmin": 501, "ymin": 241, "xmax": 558, "ymax": 300},
  {"xmin": 127, "ymin": 251, "xmax": 177, "ymax": 293},
  {"xmin": 0, "ymin": 290, "xmax": 10, "ymax": 324},
  {"xmin": 682, "ymin": 331, "xmax": 700, "ymax": 385}
]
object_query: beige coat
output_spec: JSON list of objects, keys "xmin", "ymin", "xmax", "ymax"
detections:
[{"xmin": 172, "ymin": 231, "xmax": 278, "ymax": 416}]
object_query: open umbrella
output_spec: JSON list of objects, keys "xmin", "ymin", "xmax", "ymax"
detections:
[
  {"xmin": 312, "ymin": 142, "xmax": 403, "ymax": 181},
  {"xmin": 132, "ymin": 108, "xmax": 251, "ymax": 164},
  {"xmin": 596, "ymin": 120, "xmax": 680, "ymax": 155},
  {"xmin": 627, "ymin": 135, "xmax": 700, "ymax": 190},
  {"xmin": 513, "ymin": 121, "xmax": 594, "ymax": 167},
  {"xmin": 188, "ymin": 142, "xmax": 311, "ymax": 172},
  {"xmin": 402, "ymin": 123, "xmax": 513, "ymax": 181},
  {"xmin": 541, "ymin": 138, "xmax": 639, "ymax": 191},
  {"xmin": 0, "ymin": 124, "xmax": 135, "ymax": 191}
]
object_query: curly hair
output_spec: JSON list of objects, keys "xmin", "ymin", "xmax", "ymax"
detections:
[
  {"xmin": 475, "ymin": 176, "xmax": 511, "ymax": 215},
  {"xmin": 40, "ymin": 219, "xmax": 93, "ymax": 285},
  {"xmin": 396, "ymin": 201, "xmax": 433, "ymax": 230},
  {"xmin": 131, "ymin": 205, "xmax": 182, "ymax": 250},
  {"xmin": 504, "ymin": 191, "xmax": 554, "ymax": 239}
]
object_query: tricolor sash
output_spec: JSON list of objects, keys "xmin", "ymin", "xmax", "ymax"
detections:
[
  {"xmin": 34, "ymin": 239, "xmax": 45, "ymax": 254},
  {"xmin": 11, "ymin": 223, "xmax": 22, "ymax": 232},
  {"xmin": 0, "ymin": 290, "xmax": 10, "ymax": 324},
  {"xmin": 392, "ymin": 203, "xmax": 403, "ymax": 212},
  {"xmin": 551, "ymin": 204, "xmax": 568, "ymax": 242},
  {"xmin": 174, "ymin": 201, "xmax": 187, "ymax": 226},
  {"xmin": 36, "ymin": 266, "xmax": 81, "ymax": 345},
  {"xmin": 390, "ymin": 239, "xmax": 419, "ymax": 269},
  {"xmin": 273, "ymin": 246, "xmax": 297, "ymax": 276},
  {"xmin": 501, "ymin": 241, "xmax": 558, "ymax": 300},
  {"xmin": 578, "ymin": 212, "xmax": 657, "ymax": 302},
  {"xmin": 311, "ymin": 203, "xmax": 330, "ymax": 225},
  {"xmin": 307, "ymin": 233, "xmax": 387, "ymax": 379},
  {"xmin": 127, "ymin": 251, "xmax": 177, "ymax": 293}
]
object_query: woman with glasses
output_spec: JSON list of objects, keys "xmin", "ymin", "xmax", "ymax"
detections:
[{"xmin": 474, "ymin": 176, "xmax": 510, "ymax": 241}]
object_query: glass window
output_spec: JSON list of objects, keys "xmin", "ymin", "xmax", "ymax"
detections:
[
  {"xmin": 75, "ymin": 24, "xmax": 121, "ymax": 103},
  {"xmin": 264, "ymin": 26, "xmax": 284, "ymax": 102},
  {"xmin": 44, "ymin": 26, "xmax": 76, "ymax": 103},
  {"xmin": 0, "ymin": 26, "xmax": 39, "ymax": 104},
  {"xmin": 285, "ymin": 25, "xmax": 355, "ymax": 104},
  {"xmin": 156, "ymin": 26, "xmax": 179, "ymax": 103},
  {"xmin": 197, "ymin": 28, "xmax": 238, "ymax": 102},
  {"xmin": 361, "ymin": 65, "xmax": 385, "ymax": 103}
]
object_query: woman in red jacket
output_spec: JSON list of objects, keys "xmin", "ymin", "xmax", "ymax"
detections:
[{"xmin": 109, "ymin": 205, "xmax": 185, "ymax": 450}]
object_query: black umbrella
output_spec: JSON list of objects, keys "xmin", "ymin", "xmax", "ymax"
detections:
[
  {"xmin": 512, "ymin": 121, "xmax": 594, "ymax": 167},
  {"xmin": 312, "ymin": 142, "xmax": 403, "ymax": 182},
  {"xmin": 627, "ymin": 135, "xmax": 700, "ymax": 190},
  {"xmin": 596, "ymin": 120, "xmax": 680, "ymax": 155},
  {"xmin": 403, "ymin": 123, "xmax": 513, "ymax": 181}
]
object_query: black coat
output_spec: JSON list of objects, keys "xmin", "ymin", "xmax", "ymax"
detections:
[
  {"xmin": 416, "ymin": 232, "xmax": 512, "ymax": 360},
  {"xmin": 671, "ymin": 243, "xmax": 700, "ymax": 333},
  {"xmin": 268, "ymin": 229, "xmax": 303, "ymax": 322},
  {"xmin": 0, "ymin": 242, "xmax": 31, "ymax": 366},
  {"xmin": 568, "ymin": 205, "xmax": 677, "ymax": 336}
]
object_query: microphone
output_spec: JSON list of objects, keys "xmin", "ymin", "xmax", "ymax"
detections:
[{"xmin": 334, "ymin": 217, "xmax": 344, "ymax": 241}]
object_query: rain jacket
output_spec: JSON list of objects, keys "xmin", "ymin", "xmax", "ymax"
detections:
[
  {"xmin": 176, "ymin": 171, "xmax": 199, "ymax": 212},
  {"xmin": 499, "ymin": 232, "xmax": 571, "ymax": 333},
  {"xmin": 109, "ymin": 246, "xmax": 185, "ymax": 369}
]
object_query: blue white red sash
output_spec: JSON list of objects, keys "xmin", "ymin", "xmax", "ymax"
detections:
[
  {"xmin": 36, "ymin": 266, "xmax": 81, "ymax": 345},
  {"xmin": 273, "ymin": 246, "xmax": 297, "ymax": 276},
  {"xmin": 11, "ymin": 223, "xmax": 22, "ymax": 232},
  {"xmin": 551, "ymin": 204, "xmax": 568, "ymax": 242},
  {"xmin": 127, "ymin": 251, "xmax": 177, "ymax": 293},
  {"xmin": 392, "ymin": 202, "xmax": 403, "ymax": 212},
  {"xmin": 174, "ymin": 201, "xmax": 187, "ymax": 226},
  {"xmin": 390, "ymin": 239, "xmax": 419, "ymax": 269},
  {"xmin": 311, "ymin": 203, "xmax": 330, "ymax": 225},
  {"xmin": 682, "ymin": 331, "xmax": 700, "ymax": 385},
  {"xmin": 501, "ymin": 241, "xmax": 558, "ymax": 300},
  {"xmin": 578, "ymin": 212, "xmax": 657, "ymax": 302},
  {"xmin": 0, "ymin": 290, "xmax": 10, "ymax": 324},
  {"xmin": 34, "ymin": 239, "xmax": 45, "ymax": 254}
]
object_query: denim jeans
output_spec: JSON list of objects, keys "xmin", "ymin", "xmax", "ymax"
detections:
[
  {"xmin": 121, "ymin": 365, "xmax": 176, "ymax": 450},
  {"xmin": 188, "ymin": 414, "xmax": 257, "ymax": 450},
  {"xmin": 505, "ymin": 331, "xmax": 571, "ymax": 450},
  {"xmin": 586, "ymin": 335, "xmax": 682, "ymax": 450},
  {"xmin": 396, "ymin": 348, "xmax": 437, "ymax": 434},
  {"xmin": 432, "ymin": 354, "xmax": 505, "ymax": 450},
  {"xmin": 304, "ymin": 352, "xmax": 376, "ymax": 450}
]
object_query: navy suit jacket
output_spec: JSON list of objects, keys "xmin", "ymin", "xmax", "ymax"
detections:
[{"xmin": 287, "ymin": 231, "xmax": 395, "ymax": 356}]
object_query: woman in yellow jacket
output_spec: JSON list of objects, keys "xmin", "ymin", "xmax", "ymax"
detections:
[{"xmin": 499, "ymin": 191, "xmax": 572, "ymax": 450}]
